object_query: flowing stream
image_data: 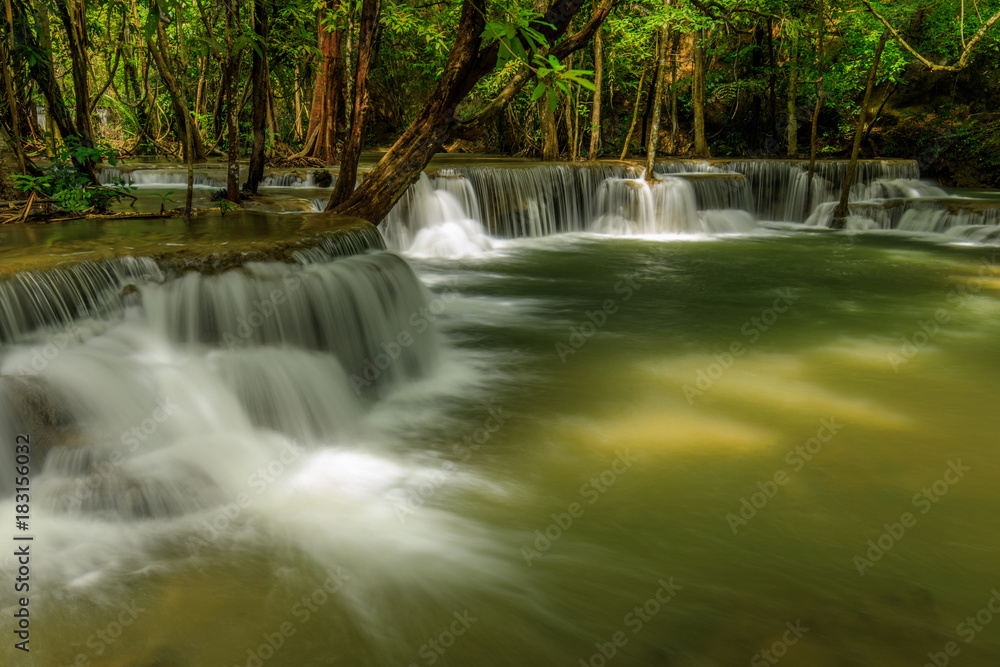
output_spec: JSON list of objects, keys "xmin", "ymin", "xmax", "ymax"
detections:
[{"xmin": 2, "ymin": 158, "xmax": 1000, "ymax": 666}]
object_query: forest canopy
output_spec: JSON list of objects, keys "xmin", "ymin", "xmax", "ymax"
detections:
[{"xmin": 2, "ymin": 0, "xmax": 1000, "ymax": 220}]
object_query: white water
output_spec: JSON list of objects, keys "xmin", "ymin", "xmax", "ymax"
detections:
[
  {"xmin": 381, "ymin": 174, "xmax": 493, "ymax": 258},
  {"xmin": 0, "ymin": 250, "xmax": 523, "ymax": 606},
  {"xmin": 98, "ymin": 159, "xmax": 1000, "ymax": 246}
]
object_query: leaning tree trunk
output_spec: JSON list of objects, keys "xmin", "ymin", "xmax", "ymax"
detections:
[
  {"xmin": 645, "ymin": 26, "xmax": 668, "ymax": 179},
  {"xmin": 54, "ymin": 0, "xmax": 99, "ymax": 182},
  {"xmin": 692, "ymin": 28, "xmax": 710, "ymax": 158},
  {"xmin": 296, "ymin": 0, "xmax": 345, "ymax": 162},
  {"xmin": 0, "ymin": 0, "xmax": 29, "ymax": 175},
  {"xmin": 18, "ymin": 0, "xmax": 95, "ymax": 180},
  {"xmin": 244, "ymin": 0, "xmax": 271, "ymax": 194},
  {"xmin": 145, "ymin": 6, "xmax": 208, "ymax": 162},
  {"xmin": 667, "ymin": 29, "xmax": 680, "ymax": 153},
  {"xmin": 222, "ymin": 0, "xmax": 241, "ymax": 203},
  {"xmin": 0, "ymin": 124, "xmax": 20, "ymax": 199},
  {"xmin": 619, "ymin": 63, "xmax": 647, "ymax": 159},
  {"xmin": 831, "ymin": 29, "xmax": 889, "ymax": 229},
  {"xmin": 786, "ymin": 29, "xmax": 798, "ymax": 157},
  {"xmin": 806, "ymin": 0, "xmax": 825, "ymax": 211},
  {"xmin": 587, "ymin": 28, "xmax": 603, "ymax": 160},
  {"xmin": 333, "ymin": 0, "xmax": 595, "ymax": 223},
  {"xmin": 328, "ymin": 0, "xmax": 381, "ymax": 209},
  {"xmin": 534, "ymin": 0, "xmax": 559, "ymax": 161}
]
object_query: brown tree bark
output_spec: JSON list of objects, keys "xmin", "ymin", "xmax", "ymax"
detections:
[
  {"xmin": 452, "ymin": 0, "xmax": 612, "ymax": 140},
  {"xmin": 245, "ymin": 0, "xmax": 271, "ymax": 194},
  {"xmin": 328, "ymin": 0, "xmax": 380, "ymax": 208},
  {"xmin": 831, "ymin": 29, "xmax": 889, "ymax": 229},
  {"xmin": 692, "ymin": 28, "xmax": 710, "ymax": 158},
  {"xmin": 296, "ymin": 0, "xmax": 345, "ymax": 162},
  {"xmin": 333, "ymin": 0, "xmax": 595, "ymax": 223},
  {"xmin": 539, "ymin": 92, "xmax": 559, "ymax": 160},
  {"xmin": 667, "ymin": 30, "xmax": 680, "ymax": 153},
  {"xmin": 17, "ymin": 0, "xmax": 96, "ymax": 180},
  {"xmin": 767, "ymin": 18, "xmax": 777, "ymax": 137},
  {"xmin": 587, "ymin": 28, "xmax": 602, "ymax": 160},
  {"xmin": 54, "ymin": 0, "xmax": 99, "ymax": 175},
  {"xmin": 293, "ymin": 64, "xmax": 304, "ymax": 141},
  {"xmin": 645, "ymin": 26, "xmax": 668, "ymax": 179},
  {"xmin": 786, "ymin": 29, "xmax": 798, "ymax": 157},
  {"xmin": 536, "ymin": 0, "xmax": 558, "ymax": 161},
  {"xmin": 0, "ymin": 0, "xmax": 29, "ymax": 174},
  {"xmin": 0, "ymin": 123, "xmax": 21, "ymax": 199},
  {"xmin": 806, "ymin": 0, "xmax": 825, "ymax": 204},
  {"xmin": 222, "ymin": 0, "xmax": 242, "ymax": 202},
  {"xmin": 619, "ymin": 63, "xmax": 647, "ymax": 159},
  {"xmin": 144, "ymin": 1, "xmax": 208, "ymax": 162},
  {"xmin": 563, "ymin": 65, "xmax": 576, "ymax": 160}
]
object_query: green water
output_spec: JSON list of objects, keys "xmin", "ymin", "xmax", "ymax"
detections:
[{"xmin": 9, "ymin": 230, "xmax": 1000, "ymax": 667}]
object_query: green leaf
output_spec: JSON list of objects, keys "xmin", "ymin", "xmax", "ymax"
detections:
[{"xmin": 530, "ymin": 82, "xmax": 546, "ymax": 102}]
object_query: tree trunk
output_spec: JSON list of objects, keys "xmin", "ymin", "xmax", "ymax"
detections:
[
  {"xmin": 619, "ymin": 63, "xmax": 647, "ymax": 160},
  {"xmin": 245, "ymin": 0, "xmax": 271, "ymax": 194},
  {"xmin": 536, "ymin": 0, "xmax": 558, "ymax": 161},
  {"xmin": 145, "ymin": 3, "xmax": 208, "ymax": 162},
  {"xmin": 451, "ymin": 0, "xmax": 611, "ymax": 140},
  {"xmin": 767, "ymin": 18, "xmax": 777, "ymax": 138},
  {"xmin": 293, "ymin": 64, "xmax": 304, "ymax": 141},
  {"xmin": 692, "ymin": 28, "xmax": 710, "ymax": 158},
  {"xmin": 0, "ymin": 123, "xmax": 21, "ymax": 199},
  {"xmin": 587, "ymin": 28, "xmax": 602, "ymax": 160},
  {"xmin": 183, "ymin": 110, "xmax": 194, "ymax": 220},
  {"xmin": 297, "ymin": 0, "xmax": 345, "ymax": 162},
  {"xmin": 667, "ymin": 30, "xmax": 680, "ymax": 153},
  {"xmin": 539, "ymin": 92, "xmax": 559, "ymax": 160},
  {"xmin": 0, "ymin": 0, "xmax": 28, "ymax": 175},
  {"xmin": 223, "ymin": 0, "xmax": 241, "ymax": 202},
  {"xmin": 750, "ymin": 23, "xmax": 763, "ymax": 151},
  {"xmin": 328, "ymin": 0, "xmax": 380, "ymax": 209},
  {"xmin": 806, "ymin": 1, "xmax": 825, "ymax": 208},
  {"xmin": 645, "ymin": 26, "xmax": 668, "ymax": 179},
  {"xmin": 831, "ymin": 29, "xmax": 889, "ymax": 229},
  {"xmin": 333, "ymin": 0, "xmax": 595, "ymax": 223},
  {"xmin": 786, "ymin": 29, "xmax": 798, "ymax": 157},
  {"xmin": 563, "ymin": 72, "xmax": 575, "ymax": 160},
  {"xmin": 54, "ymin": 0, "xmax": 99, "ymax": 181},
  {"xmin": 641, "ymin": 45, "xmax": 662, "ymax": 151},
  {"xmin": 123, "ymin": 35, "xmax": 155, "ymax": 154},
  {"xmin": 18, "ymin": 0, "xmax": 96, "ymax": 180}
]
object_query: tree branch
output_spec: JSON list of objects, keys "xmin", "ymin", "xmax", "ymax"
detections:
[{"xmin": 861, "ymin": 0, "xmax": 1000, "ymax": 72}]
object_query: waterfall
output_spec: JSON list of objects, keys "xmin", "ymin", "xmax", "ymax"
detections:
[
  {"xmin": 98, "ymin": 166, "xmax": 343, "ymax": 189},
  {"xmin": 0, "ymin": 257, "xmax": 163, "ymax": 345},
  {"xmin": 0, "ymin": 251, "xmax": 440, "ymax": 515},
  {"xmin": 142, "ymin": 253, "xmax": 437, "ymax": 395},
  {"xmin": 805, "ymin": 197, "xmax": 1000, "ymax": 234},
  {"xmin": 592, "ymin": 175, "xmax": 756, "ymax": 235},
  {"xmin": 455, "ymin": 164, "xmax": 634, "ymax": 237},
  {"xmin": 380, "ymin": 173, "xmax": 493, "ymax": 258},
  {"xmin": 98, "ymin": 168, "xmax": 227, "ymax": 188}
]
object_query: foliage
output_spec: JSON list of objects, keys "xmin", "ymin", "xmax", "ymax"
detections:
[
  {"xmin": 11, "ymin": 137, "xmax": 133, "ymax": 214},
  {"xmin": 4, "ymin": 0, "xmax": 1000, "ymax": 170}
]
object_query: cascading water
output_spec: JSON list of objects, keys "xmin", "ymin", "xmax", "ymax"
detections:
[
  {"xmin": 99, "ymin": 156, "xmax": 1000, "ymax": 245},
  {"xmin": 5, "ymin": 157, "xmax": 1000, "ymax": 665},
  {"xmin": 0, "ymin": 257, "xmax": 163, "ymax": 344},
  {"xmin": 593, "ymin": 174, "xmax": 756, "ymax": 235},
  {"xmin": 141, "ymin": 252, "xmax": 437, "ymax": 397},
  {"xmin": 0, "ymin": 248, "xmax": 516, "ymax": 609},
  {"xmin": 592, "ymin": 176, "xmax": 698, "ymax": 234},
  {"xmin": 380, "ymin": 174, "xmax": 493, "ymax": 258},
  {"xmin": 456, "ymin": 164, "xmax": 633, "ymax": 237}
]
